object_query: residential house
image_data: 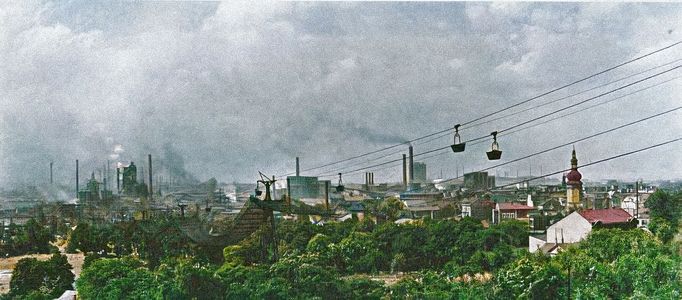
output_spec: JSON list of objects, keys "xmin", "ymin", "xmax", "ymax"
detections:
[
  {"xmin": 529, "ymin": 208, "xmax": 636, "ymax": 254},
  {"xmin": 492, "ymin": 202, "xmax": 535, "ymax": 224}
]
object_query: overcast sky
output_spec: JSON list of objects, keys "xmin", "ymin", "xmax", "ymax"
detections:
[{"xmin": 1, "ymin": 1, "xmax": 682, "ymax": 187}]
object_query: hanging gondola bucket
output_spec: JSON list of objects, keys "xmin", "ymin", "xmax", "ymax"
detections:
[
  {"xmin": 255, "ymin": 189, "xmax": 262, "ymax": 196},
  {"xmin": 486, "ymin": 149, "xmax": 502, "ymax": 160},
  {"xmin": 451, "ymin": 143, "xmax": 466, "ymax": 153},
  {"xmin": 451, "ymin": 124, "xmax": 465, "ymax": 152},
  {"xmin": 336, "ymin": 172, "xmax": 345, "ymax": 192},
  {"xmin": 486, "ymin": 131, "xmax": 502, "ymax": 160}
]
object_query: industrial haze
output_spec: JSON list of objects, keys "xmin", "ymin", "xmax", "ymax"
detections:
[{"xmin": 1, "ymin": 1, "xmax": 682, "ymax": 188}]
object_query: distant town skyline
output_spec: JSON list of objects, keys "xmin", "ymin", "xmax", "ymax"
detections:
[{"xmin": 2, "ymin": 1, "xmax": 682, "ymax": 186}]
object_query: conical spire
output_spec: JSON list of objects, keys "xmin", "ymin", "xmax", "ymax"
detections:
[{"xmin": 571, "ymin": 146, "xmax": 578, "ymax": 169}]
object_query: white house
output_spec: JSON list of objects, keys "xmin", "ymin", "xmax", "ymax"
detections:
[{"xmin": 529, "ymin": 208, "xmax": 635, "ymax": 254}]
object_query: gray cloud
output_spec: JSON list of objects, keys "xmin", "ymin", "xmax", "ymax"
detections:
[{"xmin": 1, "ymin": 1, "xmax": 681, "ymax": 187}]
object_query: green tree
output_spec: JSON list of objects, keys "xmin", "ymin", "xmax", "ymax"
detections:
[
  {"xmin": 156, "ymin": 258, "xmax": 225, "ymax": 300},
  {"xmin": 338, "ymin": 232, "xmax": 385, "ymax": 274},
  {"xmin": 8, "ymin": 254, "xmax": 74, "ymax": 299},
  {"xmin": 645, "ymin": 190, "xmax": 681, "ymax": 226},
  {"xmin": 343, "ymin": 276, "xmax": 386, "ymax": 300},
  {"xmin": 378, "ymin": 197, "xmax": 404, "ymax": 221},
  {"xmin": 493, "ymin": 254, "xmax": 567, "ymax": 299},
  {"xmin": 76, "ymin": 257, "xmax": 157, "ymax": 299}
]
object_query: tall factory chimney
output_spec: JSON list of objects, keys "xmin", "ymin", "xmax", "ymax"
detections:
[
  {"xmin": 409, "ymin": 145, "xmax": 414, "ymax": 183},
  {"xmin": 75, "ymin": 160, "xmax": 79, "ymax": 198},
  {"xmin": 148, "ymin": 154, "xmax": 153, "ymax": 202},
  {"xmin": 106, "ymin": 160, "xmax": 110, "ymax": 190},
  {"xmin": 296, "ymin": 157, "xmax": 300, "ymax": 176},
  {"xmin": 116, "ymin": 167, "xmax": 120, "ymax": 194},
  {"xmin": 50, "ymin": 162, "xmax": 53, "ymax": 185},
  {"xmin": 324, "ymin": 180, "xmax": 330, "ymax": 210},
  {"xmin": 402, "ymin": 154, "xmax": 407, "ymax": 188},
  {"xmin": 102, "ymin": 163, "xmax": 107, "ymax": 195}
]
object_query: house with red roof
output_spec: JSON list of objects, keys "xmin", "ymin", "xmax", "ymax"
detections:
[
  {"xmin": 492, "ymin": 202, "xmax": 535, "ymax": 224},
  {"xmin": 529, "ymin": 208, "xmax": 636, "ymax": 254}
]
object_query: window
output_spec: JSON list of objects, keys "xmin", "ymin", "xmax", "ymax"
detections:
[{"xmin": 502, "ymin": 212, "xmax": 516, "ymax": 219}]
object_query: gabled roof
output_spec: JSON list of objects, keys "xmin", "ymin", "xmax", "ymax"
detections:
[
  {"xmin": 578, "ymin": 208, "xmax": 633, "ymax": 225},
  {"xmin": 497, "ymin": 202, "xmax": 535, "ymax": 210},
  {"xmin": 539, "ymin": 243, "xmax": 570, "ymax": 254}
]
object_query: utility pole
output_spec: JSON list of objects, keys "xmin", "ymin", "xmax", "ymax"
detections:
[
  {"xmin": 75, "ymin": 160, "xmax": 79, "ymax": 198},
  {"xmin": 635, "ymin": 180, "xmax": 639, "ymax": 218},
  {"xmin": 257, "ymin": 172, "xmax": 278, "ymax": 262}
]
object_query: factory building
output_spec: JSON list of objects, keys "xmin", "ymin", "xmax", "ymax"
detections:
[
  {"xmin": 412, "ymin": 162, "xmax": 427, "ymax": 183},
  {"xmin": 464, "ymin": 171, "xmax": 495, "ymax": 190},
  {"xmin": 287, "ymin": 176, "xmax": 320, "ymax": 200}
]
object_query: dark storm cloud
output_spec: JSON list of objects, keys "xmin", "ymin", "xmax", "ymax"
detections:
[{"xmin": 1, "ymin": 1, "xmax": 681, "ymax": 186}]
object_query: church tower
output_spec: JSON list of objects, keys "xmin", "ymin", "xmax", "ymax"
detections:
[{"xmin": 566, "ymin": 147, "xmax": 583, "ymax": 211}]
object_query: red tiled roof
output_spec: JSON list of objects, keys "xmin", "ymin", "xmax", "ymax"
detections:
[
  {"xmin": 498, "ymin": 202, "xmax": 535, "ymax": 210},
  {"xmin": 579, "ymin": 208, "xmax": 632, "ymax": 225}
]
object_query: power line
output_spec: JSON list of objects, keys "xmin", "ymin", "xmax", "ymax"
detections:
[
  {"xmin": 316, "ymin": 68, "xmax": 679, "ymax": 177},
  {"xmin": 460, "ymin": 41, "xmax": 682, "ymax": 127},
  {"xmin": 313, "ymin": 60, "xmax": 682, "ymax": 177},
  {"xmin": 326, "ymin": 103, "xmax": 681, "ymax": 179},
  {"xmin": 438, "ymin": 105, "xmax": 682, "ymax": 183},
  {"xmin": 464, "ymin": 58, "xmax": 682, "ymax": 130},
  {"xmin": 278, "ymin": 41, "xmax": 682, "ymax": 177},
  {"xmin": 492, "ymin": 136, "xmax": 682, "ymax": 190},
  {"xmin": 497, "ymin": 65, "xmax": 680, "ymax": 134},
  {"xmin": 468, "ymin": 76, "xmax": 682, "ymax": 147}
]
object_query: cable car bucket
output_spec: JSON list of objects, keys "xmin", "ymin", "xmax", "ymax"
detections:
[
  {"xmin": 450, "ymin": 124, "xmax": 466, "ymax": 153},
  {"xmin": 255, "ymin": 182, "xmax": 263, "ymax": 196},
  {"xmin": 486, "ymin": 131, "xmax": 502, "ymax": 160},
  {"xmin": 336, "ymin": 172, "xmax": 345, "ymax": 192}
]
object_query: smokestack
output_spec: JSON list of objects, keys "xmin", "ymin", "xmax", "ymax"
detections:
[
  {"xmin": 286, "ymin": 177, "xmax": 291, "ymax": 203},
  {"xmin": 106, "ymin": 160, "xmax": 110, "ymax": 191},
  {"xmin": 402, "ymin": 154, "xmax": 407, "ymax": 188},
  {"xmin": 409, "ymin": 145, "xmax": 414, "ymax": 183},
  {"xmin": 296, "ymin": 157, "xmax": 300, "ymax": 176},
  {"xmin": 370, "ymin": 172, "xmax": 374, "ymax": 185},
  {"xmin": 148, "ymin": 154, "xmax": 153, "ymax": 202},
  {"xmin": 117, "ymin": 167, "xmax": 120, "ymax": 194},
  {"xmin": 50, "ymin": 162, "xmax": 53, "ymax": 185},
  {"xmin": 103, "ymin": 163, "xmax": 107, "ymax": 196},
  {"xmin": 324, "ymin": 180, "xmax": 329, "ymax": 210},
  {"xmin": 75, "ymin": 160, "xmax": 79, "ymax": 198}
]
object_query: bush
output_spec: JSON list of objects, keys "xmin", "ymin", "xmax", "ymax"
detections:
[{"xmin": 8, "ymin": 254, "xmax": 74, "ymax": 299}]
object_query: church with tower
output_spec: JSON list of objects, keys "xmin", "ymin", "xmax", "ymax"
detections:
[{"xmin": 565, "ymin": 147, "xmax": 583, "ymax": 211}]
